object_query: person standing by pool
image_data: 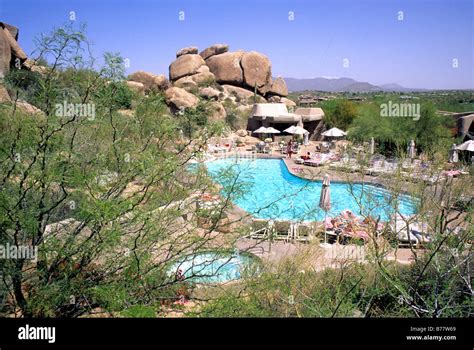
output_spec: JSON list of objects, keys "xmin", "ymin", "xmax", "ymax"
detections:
[{"xmin": 287, "ymin": 140, "xmax": 293, "ymax": 158}]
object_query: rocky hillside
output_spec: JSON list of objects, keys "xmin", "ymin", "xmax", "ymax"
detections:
[
  {"xmin": 0, "ymin": 28, "xmax": 296, "ymax": 124},
  {"xmin": 126, "ymin": 44, "xmax": 296, "ymax": 122}
]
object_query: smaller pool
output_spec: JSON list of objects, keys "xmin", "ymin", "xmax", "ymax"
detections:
[{"xmin": 172, "ymin": 251, "xmax": 257, "ymax": 283}]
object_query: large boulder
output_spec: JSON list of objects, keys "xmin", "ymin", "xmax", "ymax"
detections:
[
  {"xmin": 16, "ymin": 100, "xmax": 43, "ymax": 115},
  {"xmin": 173, "ymin": 76, "xmax": 198, "ymax": 90},
  {"xmin": 236, "ymin": 104, "xmax": 253, "ymax": 115},
  {"xmin": 0, "ymin": 23, "xmax": 27, "ymax": 77},
  {"xmin": 267, "ymin": 95, "xmax": 281, "ymax": 103},
  {"xmin": 268, "ymin": 77, "xmax": 288, "ymax": 97},
  {"xmin": 22, "ymin": 59, "xmax": 48, "ymax": 75},
  {"xmin": 0, "ymin": 84, "xmax": 10, "ymax": 102},
  {"xmin": 281, "ymin": 97, "xmax": 296, "ymax": 107},
  {"xmin": 128, "ymin": 71, "xmax": 170, "ymax": 92},
  {"xmin": 176, "ymin": 46, "xmax": 198, "ymax": 58},
  {"xmin": 199, "ymin": 86, "xmax": 220, "ymax": 100},
  {"xmin": 165, "ymin": 87, "xmax": 199, "ymax": 109},
  {"xmin": 222, "ymin": 84, "xmax": 253, "ymax": 101},
  {"xmin": 208, "ymin": 101, "xmax": 227, "ymax": 121},
  {"xmin": 196, "ymin": 65, "xmax": 210, "ymax": 74},
  {"xmin": 125, "ymin": 81, "xmax": 145, "ymax": 95},
  {"xmin": 189, "ymin": 71, "xmax": 215, "ymax": 85},
  {"xmin": 206, "ymin": 51, "xmax": 244, "ymax": 85},
  {"xmin": 0, "ymin": 27, "xmax": 11, "ymax": 77},
  {"xmin": 169, "ymin": 54, "xmax": 206, "ymax": 81},
  {"xmin": 240, "ymin": 51, "xmax": 272, "ymax": 95},
  {"xmin": 222, "ymin": 84, "xmax": 266, "ymax": 103},
  {"xmin": 173, "ymin": 71, "xmax": 215, "ymax": 90},
  {"xmin": 200, "ymin": 44, "xmax": 229, "ymax": 60},
  {"xmin": 153, "ymin": 74, "xmax": 171, "ymax": 91}
]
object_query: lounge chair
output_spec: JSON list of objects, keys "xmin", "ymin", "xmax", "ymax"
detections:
[
  {"xmin": 249, "ymin": 219, "xmax": 272, "ymax": 240},
  {"xmin": 304, "ymin": 159, "xmax": 322, "ymax": 167},
  {"xmin": 271, "ymin": 220, "xmax": 293, "ymax": 242},
  {"xmin": 295, "ymin": 158, "xmax": 305, "ymax": 164},
  {"xmin": 397, "ymin": 229, "xmax": 420, "ymax": 248},
  {"xmin": 294, "ymin": 222, "xmax": 315, "ymax": 242}
]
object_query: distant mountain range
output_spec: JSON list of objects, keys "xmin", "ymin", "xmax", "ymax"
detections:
[{"xmin": 283, "ymin": 77, "xmax": 426, "ymax": 93}]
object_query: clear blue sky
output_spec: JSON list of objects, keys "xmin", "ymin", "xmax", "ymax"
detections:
[{"xmin": 1, "ymin": 0, "xmax": 473, "ymax": 89}]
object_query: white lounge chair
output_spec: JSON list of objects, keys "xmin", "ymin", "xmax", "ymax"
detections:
[
  {"xmin": 249, "ymin": 219, "xmax": 272, "ymax": 240},
  {"xmin": 271, "ymin": 221, "xmax": 293, "ymax": 242},
  {"xmin": 294, "ymin": 222, "xmax": 315, "ymax": 243}
]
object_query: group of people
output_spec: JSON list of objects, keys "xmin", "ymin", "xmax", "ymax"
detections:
[{"xmin": 324, "ymin": 210, "xmax": 383, "ymax": 243}]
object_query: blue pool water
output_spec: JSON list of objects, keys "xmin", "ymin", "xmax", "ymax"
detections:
[
  {"xmin": 204, "ymin": 158, "xmax": 417, "ymax": 221},
  {"xmin": 173, "ymin": 251, "xmax": 256, "ymax": 283}
]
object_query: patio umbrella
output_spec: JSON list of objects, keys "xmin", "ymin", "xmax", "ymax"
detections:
[
  {"xmin": 456, "ymin": 140, "xmax": 474, "ymax": 152},
  {"xmin": 253, "ymin": 126, "xmax": 269, "ymax": 140},
  {"xmin": 319, "ymin": 174, "xmax": 331, "ymax": 243},
  {"xmin": 283, "ymin": 125, "xmax": 296, "ymax": 134},
  {"xmin": 322, "ymin": 127, "xmax": 346, "ymax": 138},
  {"xmin": 253, "ymin": 126, "xmax": 269, "ymax": 134},
  {"xmin": 265, "ymin": 127, "xmax": 281, "ymax": 134},
  {"xmin": 407, "ymin": 140, "xmax": 416, "ymax": 159},
  {"xmin": 292, "ymin": 126, "xmax": 309, "ymax": 135},
  {"xmin": 263, "ymin": 126, "xmax": 281, "ymax": 142},
  {"xmin": 369, "ymin": 137, "xmax": 375, "ymax": 155},
  {"xmin": 449, "ymin": 144, "xmax": 459, "ymax": 163}
]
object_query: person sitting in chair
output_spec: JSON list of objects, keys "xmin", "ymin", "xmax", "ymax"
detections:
[{"xmin": 301, "ymin": 152, "xmax": 312, "ymax": 160}]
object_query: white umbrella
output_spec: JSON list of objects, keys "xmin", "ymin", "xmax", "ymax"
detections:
[
  {"xmin": 456, "ymin": 140, "xmax": 474, "ymax": 152},
  {"xmin": 292, "ymin": 126, "xmax": 309, "ymax": 135},
  {"xmin": 449, "ymin": 144, "xmax": 459, "ymax": 163},
  {"xmin": 407, "ymin": 140, "xmax": 416, "ymax": 159},
  {"xmin": 283, "ymin": 125, "xmax": 296, "ymax": 134},
  {"xmin": 322, "ymin": 127, "xmax": 346, "ymax": 137},
  {"xmin": 265, "ymin": 127, "xmax": 281, "ymax": 134},
  {"xmin": 253, "ymin": 126, "xmax": 269, "ymax": 134},
  {"xmin": 370, "ymin": 137, "xmax": 375, "ymax": 155},
  {"xmin": 319, "ymin": 174, "xmax": 331, "ymax": 244}
]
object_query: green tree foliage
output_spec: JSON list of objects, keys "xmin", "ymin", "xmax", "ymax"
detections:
[
  {"xmin": 0, "ymin": 25, "xmax": 227, "ymax": 317},
  {"xmin": 348, "ymin": 102, "xmax": 453, "ymax": 156},
  {"xmin": 322, "ymin": 100, "xmax": 358, "ymax": 130}
]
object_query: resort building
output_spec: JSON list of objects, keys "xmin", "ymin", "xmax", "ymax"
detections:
[
  {"xmin": 294, "ymin": 107, "xmax": 325, "ymax": 139},
  {"xmin": 438, "ymin": 110, "xmax": 474, "ymax": 141},
  {"xmin": 247, "ymin": 103, "xmax": 325, "ymax": 140}
]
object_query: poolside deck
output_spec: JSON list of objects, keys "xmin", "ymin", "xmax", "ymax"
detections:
[{"xmin": 236, "ymin": 238, "xmax": 418, "ymax": 268}]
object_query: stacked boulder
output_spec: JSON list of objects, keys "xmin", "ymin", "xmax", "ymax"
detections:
[
  {"xmin": 127, "ymin": 70, "xmax": 170, "ymax": 94},
  {"xmin": 0, "ymin": 22, "xmax": 27, "ymax": 78},
  {"xmin": 169, "ymin": 49, "xmax": 215, "ymax": 91},
  {"xmin": 127, "ymin": 43, "xmax": 292, "ymax": 118}
]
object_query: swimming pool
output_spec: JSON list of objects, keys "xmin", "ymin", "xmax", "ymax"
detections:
[
  {"xmin": 173, "ymin": 251, "xmax": 257, "ymax": 283},
  {"xmin": 205, "ymin": 158, "xmax": 417, "ymax": 221}
]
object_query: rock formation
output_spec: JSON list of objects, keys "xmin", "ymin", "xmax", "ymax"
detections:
[
  {"xmin": 0, "ymin": 84, "xmax": 11, "ymax": 102},
  {"xmin": 128, "ymin": 43, "xmax": 294, "ymax": 120},
  {"xmin": 125, "ymin": 81, "xmax": 145, "ymax": 95},
  {"xmin": 0, "ymin": 22, "xmax": 28, "ymax": 78},
  {"xmin": 240, "ymin": 51, "xmax": 272, "ymax": 94},
  {"xmin": 199, "ymin": 44, "xmax": 229, "ymax": 60},
  {"xmin": 165, "ymin": 87, "xmax": 199, "ymax": 109},
  {"xmin": 205, "ymin": 51, "xmax": 244, "ymax": 86},
  {"xmin": 176, "ymin": 46, "xmax": 198, "ymax": 58},
  {"xmin": 169, "ymin": 54, "xmax": 206, "ymax": 81},
  {"xmin": 127, "ymin": 71, "xmax": 170, "ymax": 92},
  {"xmin": 268, "ymin": 77, "xmax": 288, "ymax": 97}
]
